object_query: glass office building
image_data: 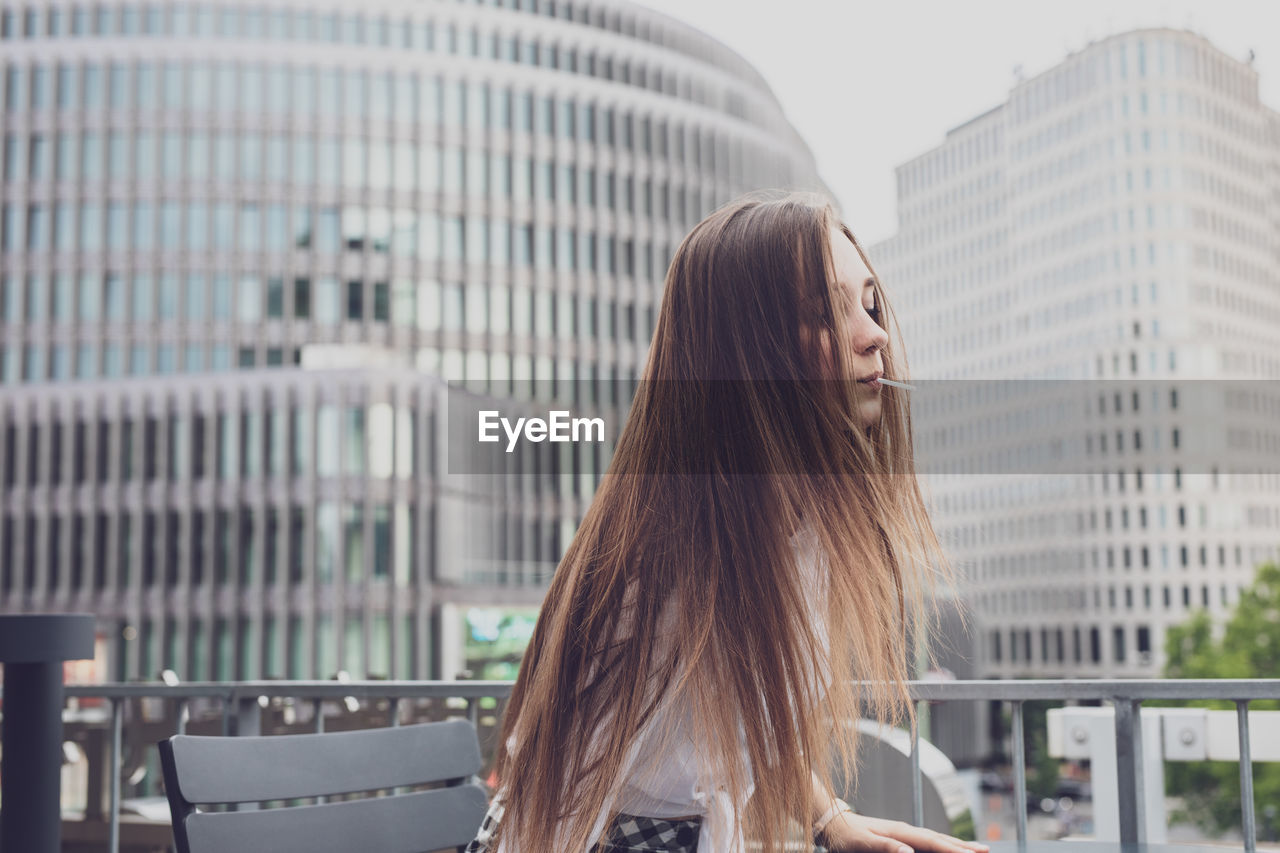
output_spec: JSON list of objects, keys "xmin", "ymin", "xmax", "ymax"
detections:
[{"xmin": 0, "ymin": 0, "xmax": 829, "ymax": 680}]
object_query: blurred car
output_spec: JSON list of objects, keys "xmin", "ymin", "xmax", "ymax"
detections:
[
  {"xmin": 1054, "ymin": 778, "xmax": 1091, "ymax": 800},
  {"xmin": 980, "ymin": 770, "xmax": 1011, "ymax": 791}
]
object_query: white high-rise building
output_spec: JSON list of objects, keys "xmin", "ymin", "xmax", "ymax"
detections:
[{"xmin": 870, "ymin": 27, "xmax": 1280, "ymax": 705}]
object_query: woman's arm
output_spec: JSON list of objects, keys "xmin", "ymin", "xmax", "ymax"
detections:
[
  {"xmin": 809, "ymin": 772, "xmax": 990, "ymax": 853},
  {"xmin": 810, "ymin": 771, "xmax": 853, "ymax": 835}
]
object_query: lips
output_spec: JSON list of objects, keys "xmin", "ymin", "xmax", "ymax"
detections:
[{"xmin": 858, "ymin": 371, "xmax": 883, "ymax": 384}]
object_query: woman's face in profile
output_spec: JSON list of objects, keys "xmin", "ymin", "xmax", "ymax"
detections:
[{"xmin": 812, "ymin": 227, "xmax": 890, "ymax": 428}]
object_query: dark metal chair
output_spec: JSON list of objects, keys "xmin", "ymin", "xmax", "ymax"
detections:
[{"xmin": 158, "ymin": 719, "xmax": 489, "ymax": 853}]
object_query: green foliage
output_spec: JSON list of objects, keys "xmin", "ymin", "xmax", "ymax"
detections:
[
  {"xmin": 1158, "ymin": 562, "xmax": 1280, "ymax": 836},
  {"xmin": 1021, "ymin": 699, "xmax": 1061, "ymax": 802},
  {"xmin": 950, "ymin": 808, "xmax": 975, "ymax": 841},
  {"xmin": 1028, "ymin": 727, "xmax": 1061, "ymax": 803}
]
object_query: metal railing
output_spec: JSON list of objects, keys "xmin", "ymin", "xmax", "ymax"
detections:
[
  {"xmin": 58, "ymin": 680, "xmax": 515, "ymax": 853},
  {"xmin": 31, "ymin": 678, "xmax": 1280, "ymax": 853},
  {"xmin": 903, "ymin": 678, "xmax": 1280, "ymax": 853}
]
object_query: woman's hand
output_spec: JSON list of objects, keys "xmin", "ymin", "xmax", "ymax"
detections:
[{"xmin": 821, "ymin": 812, "xmax": 990, "ymax": 853}]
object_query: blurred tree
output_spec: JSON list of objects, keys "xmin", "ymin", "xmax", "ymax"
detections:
[
  {"xmin": 1159, "ymin": 561, "xmax": 1280, "ymax": 835},
  {"xmin": 1028, "ymin": 726, "xmax": 1060, "ymax": 804},
  {"xmin": 1020, "ymin": 699, "xmax": 1060, "ymax": 806}
]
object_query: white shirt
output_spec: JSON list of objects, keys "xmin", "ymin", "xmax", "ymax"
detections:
[{"xmin": 498, "ymin": 522, "xmax": 829, "ymax": 853}]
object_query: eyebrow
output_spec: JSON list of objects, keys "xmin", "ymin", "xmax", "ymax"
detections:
[{"xmin": 832, "ymin": 277, "xmax": 877, "ymax": 290}]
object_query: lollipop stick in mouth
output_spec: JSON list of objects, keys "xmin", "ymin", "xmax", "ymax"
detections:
[{"xmin": 875, "ymin": 377, "xmax": 916, "ymax": 391}]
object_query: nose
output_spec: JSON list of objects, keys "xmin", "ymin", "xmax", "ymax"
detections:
[{"xmin": 854, "ymin": 313, "xmax": 889, "ymax": 355}]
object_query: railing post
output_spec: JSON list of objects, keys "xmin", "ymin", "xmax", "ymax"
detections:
[
  {"xmin": 235, "ymin": 694, "xmax": 262, "ymax": 737},
  {"xmin": 221, "ymin": 691, "xmax": 261, "ymax": 738},
  {"xmin": 83, "ymin": 726, "xmax": 106, "ymax": 822},
  {"xmin": 222, "ymin": 691, "xmax": 262, "ymax": 812},
  {"xmin": 909, "ymin": 699, "xmax": 924, "ymax": 828},
  {"xmin": 1238, "ymin": 700, "xmax": 1256, "ymax": 853},
  {"xmin": 314, "ymin": 698, "xmax": 326, "ymax": 805},
  {"xmin": 109, "ymin": 696, "xmax": 122, "ymax": 853},
  {"xmin": 1114, "ymin": 698, "xmax": 1146, "ymax": 845},
  {"xmin": 1011, "ymin": 700, "xmax": 1027, "ymax": 844}
]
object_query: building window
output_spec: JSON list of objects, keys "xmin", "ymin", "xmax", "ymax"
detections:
[
  {"xmin": 315, "ymin": 277, "xmax": 339, "ymax": 324},
  {"xmin": 346, "ymin": 280, "xmax": 363, "ymax": 320},
  {"xmin": 238, "ymin": 277, "xmax": 261, "ymax": 323}
]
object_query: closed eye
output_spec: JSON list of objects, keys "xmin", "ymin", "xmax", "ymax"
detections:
[{"xmin": 865, "ymin": 305, "xmax": 881, "ymax": 322}]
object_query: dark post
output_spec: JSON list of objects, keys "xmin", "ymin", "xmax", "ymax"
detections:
[
  {"xmin": 0, "ymin": 614, "xmax": 95, "ymax": 853},
  {"xmin": 1114, "ymin": 697, "xmax": 1147, "ymax": 845}
]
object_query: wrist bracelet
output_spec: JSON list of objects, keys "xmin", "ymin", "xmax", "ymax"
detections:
[{"xmin": 813, "ymin": 798, "xmax": 854, "ymax": 839}]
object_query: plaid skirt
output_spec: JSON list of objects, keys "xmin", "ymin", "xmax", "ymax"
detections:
[
  {"xmin": 465, "ymin": 794, "xmax": 701, "ymax": 852},
  {"xmin": 465, "ymin": 794, "xmax": 830, "ymax": 852}
]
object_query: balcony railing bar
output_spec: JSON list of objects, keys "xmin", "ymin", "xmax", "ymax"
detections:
[
  {"xmin": 60, "ymin": 677, "xmax": 1280, "ymax": 703},
  {"xmin": 22, "ymin": 679, "xmax": 1267, "ymax": 852},
  {"xmin": 894, "ymin": 678, "xmax": 1280, "ymax": 702},
  {"xmin": 910, "ymin": 698, "xmax": 924, "ymax": 828},
  {"xmin": 109, "ymin": 696, "xmax": 122, "ymax": 853},
  {"xmin": 1011, "ymin": 700, "xmax": 1027, "ymax": 845},
  {"xmin": 1237, "ymin": 699, "xmax": 1256, "ymax": 853},
  {"xmin": 1113, "ymin": 698, "xmax": 1146, "ymax": 845}
]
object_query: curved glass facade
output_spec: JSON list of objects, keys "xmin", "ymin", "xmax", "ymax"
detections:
[{"xmin": 0, "ymin": 0, "xmax": 828, "ymax": 681}]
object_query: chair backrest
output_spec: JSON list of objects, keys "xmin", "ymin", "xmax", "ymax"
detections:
[{"xmin": 158, "ymin": 719, "xmax": 489, "ymax": 853}]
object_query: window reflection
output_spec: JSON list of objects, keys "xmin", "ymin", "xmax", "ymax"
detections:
[
  {"xmin": 266, "ymin": 204, "xmax": 286, "ymax": 250},
  {"xmin": 242, "ymin": 65, "xmax": 263, "ymax": 113},
  {"xmin": 293, "ymin": 205, "xmax": 312, "ymax": 249},
  {"xmin": 158, "ymin": 130, "xmax": 180, "ymax": 177},
  {"xmin": 212, "ymin": 275, "xmax": 231, "ymax": 319},
  {"xmin": 417, "ymin": 280, "xmax": 440, "ymax": 330},
  {"xmin": 157, "ymin": 274, "xmax": 177, "ymax": 320},
  {"xmin": 215, "ymin": 63, "xmax": 236, "ymax": 111},
  {"xmin": 368, "ymin": 138, "xmax": 391, "ymax": 189},
  {"xmin": 341, "ymin": 206, "xmax": 364, "ymax": 251},
  {"xmin": 391, "ymin": 209, "xmax": 415, "ymax": 257},
  {"xmin": 368, "ymin": 208, "xmax": 390, "ymax": 253},
  {"xmin": 240, "ymin": 133, "xmax": 261, "ymax": 181},
  {"xmin": 81, "ymin": 132, "xmax": 100, "ymax": 179},
  {"xmin": 343, "ymin": 137, "xmax": 365, "ymax": 188},
  {"xmin": 292, "ymin": 135, "xmax": 314, "ymax": 184},
  {"xmin": 183, "ymin": 275, "xmax": 203, "ymax": 321},
  {"xmin": 239, "ymin": 203, "xmax": 259, "ymax": 251},
  {"xmin": 107, "ymin": 131, "xmax": 127, "ymax": 178},
  {"xmin": 292, "ymin": 66, "xmax": 315, "ymax": 114},
  {"xmin": 315, "ymin": 207, "xmax": 339, "ymax": 252},
  {"xmin": 314, "ymin": 276, "xmax": 339, "ymax": 324},
  {"xmin": 344, "ymin": 407, "xmax": 365, "ymax": 475},
  {"xmin": 316, "ymin": 501, "xmax": 338, "ymax": 581},
  {"xmin": 136, "ymin": 63, "xmax": 156, "ymax": 109},
  {"xmin": 214, "ymin": 132, "xmax": 234, "ymax": 180},
  {"xmin": 238, "ymin": 276, "xmax": 260, "ymax": 322},
  {"xmin": 317, "ymin": 137, "xmax": 339, "ymax": 185}
]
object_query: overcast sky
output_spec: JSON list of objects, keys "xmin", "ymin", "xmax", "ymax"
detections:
[{"xmin": 635, "ymin": 0, "xmax": 1280, "ymax": 245}]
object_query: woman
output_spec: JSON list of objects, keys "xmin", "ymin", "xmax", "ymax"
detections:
[{"xmin": 467, "ymin": 192, "xmax": 984, "ymax": 853}]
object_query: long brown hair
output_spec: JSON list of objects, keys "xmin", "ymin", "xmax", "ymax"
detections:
[{"xmin": 490, "ymin": 191, "xmax": 954, "ymax": 852}]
